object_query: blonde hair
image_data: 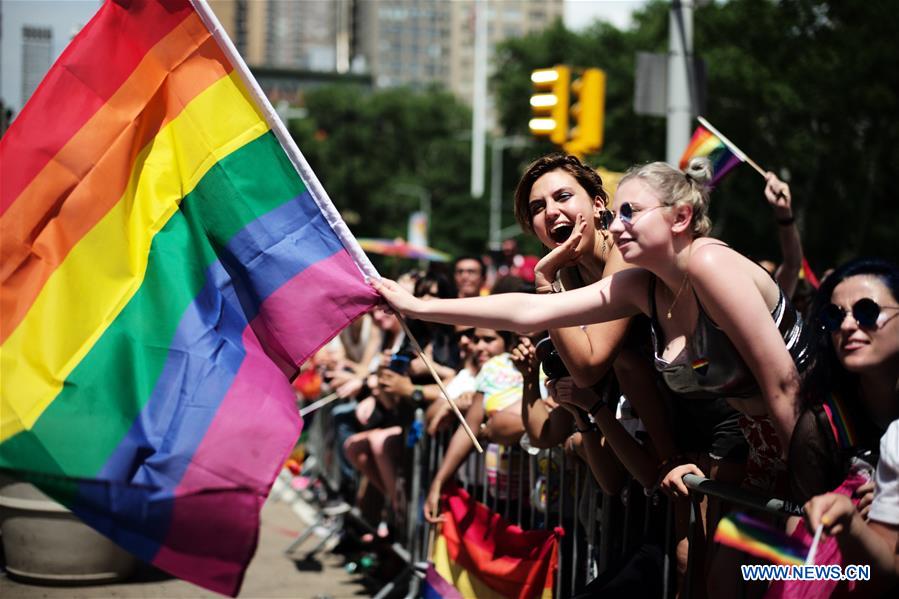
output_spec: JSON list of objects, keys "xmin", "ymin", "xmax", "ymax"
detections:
[{"xmin": 618, "ymin": 157, "xmax": 713, "ymax": 237}]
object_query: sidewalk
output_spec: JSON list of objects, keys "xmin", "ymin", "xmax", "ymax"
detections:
[{"xmin": 0, "ymin": 491, "xmax": 365, "ymax": 599}]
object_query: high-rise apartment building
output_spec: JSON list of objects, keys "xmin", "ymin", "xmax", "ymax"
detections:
[
  {"xmin": 209, "ymin": 0, "xmax": 353, "ymax": 72},
  {"xmin": 20, "ymin": 26, "xmax": 53, "ymax": 105},
  {"xmin": 208, "ymin": 0, "xmax": 562, "ymax": 125},
  {"xmin": 445, "ymin": 1, "xmax": 563, "ymax": 106}
]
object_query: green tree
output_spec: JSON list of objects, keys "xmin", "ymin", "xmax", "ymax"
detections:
[
  {"xmin": 288, "ymin": 84, "xmax": 486, "ymax": 260},
  {"xmin": 491, "ymin": 0, "xmax": 899, "ymax": 270}
]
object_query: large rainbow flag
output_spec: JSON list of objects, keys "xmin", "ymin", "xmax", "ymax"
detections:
[
  {"xmin": 432, "ymin": 485, "xmax": 560, "ymax": 599},
  {"xmin": 0, "ymin": 0, "xmax": 378, "ymax": 595},
  {"xmin": 679, "ymin": 125, "xmax": 743, "ymax": 185}
]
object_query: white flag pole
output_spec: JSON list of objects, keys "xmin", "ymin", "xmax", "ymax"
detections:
[{"xmin": 697, "ymin": 115, "xmax": 766, "ymax": 178}]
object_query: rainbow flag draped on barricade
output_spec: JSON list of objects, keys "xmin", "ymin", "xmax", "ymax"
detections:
[
  {"xmin": 0, "ymin": 0, "xmax": 379, "ymax": 595},
  {"xmin": 431, "ymin": 485, "xmax": 560, "ymax": 599},
  {"xmin": 679, "ymin": 125, "xmax": 743, "ymax": 186}
]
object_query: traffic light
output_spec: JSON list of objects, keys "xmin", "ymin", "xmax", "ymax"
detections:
[
  {"xmin": 529, "ymin": 65, "xmax": 570, "ymax": 146},
  {"xmin": 565, "ymin": 68, "xmax": 605, "ymax": 157}
]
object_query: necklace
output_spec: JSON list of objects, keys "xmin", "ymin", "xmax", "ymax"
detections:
[
  {"xmin": 667, "ymin": 244, "xmax": 693, "ymax": 320},
  {"xmin": 666, "ymin": 272, "xmax": 689, "ymax": 319}
]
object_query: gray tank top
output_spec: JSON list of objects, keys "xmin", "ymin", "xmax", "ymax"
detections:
[{"xmin": 649, "ymin": 276, "xmax": 810, "ymax": 400}]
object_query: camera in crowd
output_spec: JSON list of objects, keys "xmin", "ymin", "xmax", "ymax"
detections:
[{"xmin": 535, "ymin": 337, "xmax": 569, "ymax": 381}]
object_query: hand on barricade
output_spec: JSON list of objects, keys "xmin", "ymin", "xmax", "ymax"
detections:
[
  {"xmin": 423, "ymin": 481, "xmax": 445, "ymax": 524},
  {"xmin": 510, "ymin": 337, "xmax": 538, "ymax": 378},
  {"xmin": 804, "ymin": 492, "xmax": 858, "ymax": 538},
  {"xmin": 660, "ymin": 463, "xmax": 705, "ymax": 499},
  {"xmin": 853, "ymin": 479, "xmax": 875, "ymax": 520},
  {"xmin": 533, "ymin": 214, "xmax": 587, "ymax": 290}
]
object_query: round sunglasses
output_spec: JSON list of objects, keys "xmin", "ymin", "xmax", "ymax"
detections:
[
  {"xmin": 820, "ymin": 297, "xmax": 899, "ymax": 332},
  {"xmin": 615, "ymin": 202, "xmax": 666, "ymax": 226}
]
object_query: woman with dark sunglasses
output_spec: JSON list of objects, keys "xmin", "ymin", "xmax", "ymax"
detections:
[
  {"xmin": 771, "ymin": 258, "xmax": 899, "ymax": 598},
  {"xmin": 790, "ymin": 257, "xmax": 899, "ymax": 502}
]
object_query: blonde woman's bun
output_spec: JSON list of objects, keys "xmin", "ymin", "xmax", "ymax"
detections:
[{"xmin": 684, "ymin": 157, "xmax": 712, "ymax": 186}]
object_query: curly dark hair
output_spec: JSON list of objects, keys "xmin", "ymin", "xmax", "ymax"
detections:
[
  {"xmin": 789, "ymin": 257, "xmax": 899, "ymax": 502},
  {"xmin": 513, "ymin": 153, "xmax": 608, "ymax": 235},
  {"xmin": 802, "ymin": 256, "xmax": 899, "ymax": 406}
]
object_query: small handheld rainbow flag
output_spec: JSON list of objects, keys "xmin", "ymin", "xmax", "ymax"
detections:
[
  {"xmin": 714, "ymin": 512, "xmax": 807, "ymax": 566},
  {"xmin": 679, "ymin": 125, "xmax": 743, "ymax": 185}
]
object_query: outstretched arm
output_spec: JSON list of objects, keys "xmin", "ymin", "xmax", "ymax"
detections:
[
  {"xmin": 372, "ymin": 268, "xmax": 644, "ymax": 333},
  {"xmin": 423, "ymin": 395, "xmax": 486, "ymax": 523}
]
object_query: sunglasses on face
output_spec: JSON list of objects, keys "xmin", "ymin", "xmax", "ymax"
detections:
[
  {"xmin": 820, "ymin": 298, "xmax": 899, "ymax": 332},
  {"xmin": 615, "ymin": 202, "xmax": 666, "ymax": 225}
]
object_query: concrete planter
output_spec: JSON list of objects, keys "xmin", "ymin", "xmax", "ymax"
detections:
[{"xmin": 0, "ymin": 479, "xmax": 136, "ymax": 584}]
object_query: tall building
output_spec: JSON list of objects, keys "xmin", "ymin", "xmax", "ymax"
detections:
[
  {"xmin": 0, "ymin": 0, "xmax": 99, "ymax": 118},
  {"xmin": 445, "ymin": 1, "xmax": 563, "ymax": 107},
  {"xmin": 209, "ymin": 0, "xmax": 353, "ymax": 73},
  {"xmin": 210, "ymin": 0, "xmax": 561, "ymax": 99},
  {"xmin": 354, "ymin": 0, "xmax": 451, "ymax": 89},
  {"xmin": 20, "ymin": 26, "xmax": 53, "ymax": 105}
]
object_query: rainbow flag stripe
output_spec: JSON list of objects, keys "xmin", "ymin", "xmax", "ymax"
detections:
[
  {"xmin": 0, "ymin": 0, "xmax": 377, "ymax": 595},
  {"xmin": 432, "ymin": 485, "xmax": 559, "ymax": 599},
  {"xmin": 824, "ymin": 392, "xmax": 857, "ymax": 449},
  {"xmin": 714, "ymin": 513, "xmax": 807, "ymax": 566},
  {"xmin": 679, "ymin": 125, "xmax": 743, "ymax": 185},
  {"xmin": 423, "ymin": 564, "xmax": 464, "ymax": 599}
]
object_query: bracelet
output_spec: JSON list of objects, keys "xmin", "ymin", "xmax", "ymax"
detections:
[
  {"xmin": 776, "ymin": 215, "xmax": 795, "ymax": 226},
  {"xmin": 536, "ymin": 279, "xmax": 562, "ymax": 294}
]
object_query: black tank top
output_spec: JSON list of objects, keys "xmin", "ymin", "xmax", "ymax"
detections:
[{"xmin": 648, "ymin": 276, "xmax": 811, "ymax": 400}]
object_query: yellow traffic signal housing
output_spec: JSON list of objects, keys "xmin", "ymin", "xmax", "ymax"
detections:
[
  {"xmin": 529, "ymin": 66, "xmax": 570, "ymax": 146},
  {"xmin": 565, "ymin": 68, "xmax": 605, "ymax": 157}
]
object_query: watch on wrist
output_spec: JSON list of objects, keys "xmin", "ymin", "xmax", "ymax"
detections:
[{"xmin": 411, "ymin": 386, "xmax": 425, "ymax": 403}]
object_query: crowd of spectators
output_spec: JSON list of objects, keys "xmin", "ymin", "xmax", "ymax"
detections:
[{"xmin": 299, "ymin": 154, "xmax": 897, "ymax": 598}]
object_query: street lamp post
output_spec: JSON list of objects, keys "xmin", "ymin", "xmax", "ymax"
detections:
[{"xmin": 489, "ymin": 136, "xmax": 528, "ymax": 251}]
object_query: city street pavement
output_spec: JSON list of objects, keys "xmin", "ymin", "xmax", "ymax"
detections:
[{"xmin": 0, "ymin": 486, "xmax": 368, "ymax": 599}]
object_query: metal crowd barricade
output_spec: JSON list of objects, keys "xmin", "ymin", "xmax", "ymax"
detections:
[
  {"xmin": 282, "ymin": 393, "xmax": 351, "ymax": 561},
  {"xmin": 284, "ymin": 392, "xmax": 809, "ymax": 599}
]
